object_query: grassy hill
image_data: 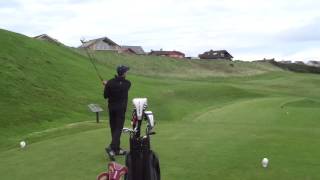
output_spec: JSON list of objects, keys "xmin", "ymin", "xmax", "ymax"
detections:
[
  {"xmin": 77, "ymin": 50, "xmax": 282, "ymax": 79},
  {"xmin": 1, "ymin": 29, "xmax": 320, "ymax": 180},
  {"xmin": 0, "ymin": 28, "xmax": 282, "ymax": 149},
  {"xmin": 0, "ymin": 29, "xmax": 110, "ymax": 149}
]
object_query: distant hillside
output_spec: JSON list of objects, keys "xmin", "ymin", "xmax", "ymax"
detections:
[
  {"xmin": 270, "ymin": 60, "xmax": 320, "ymax": 74},
  {"xmin": 77, "ymin": 50, "xmax": 283, "ymax": 79}
]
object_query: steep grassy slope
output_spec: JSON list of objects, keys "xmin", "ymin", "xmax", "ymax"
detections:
[{"xmin": 0, "ymin": 29, "xmax": 110, "ymax": 148}]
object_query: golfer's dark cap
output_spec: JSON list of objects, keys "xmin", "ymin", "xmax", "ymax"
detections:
[{"xmin": 117, "ymin": 65, "xmax": 130, "ymax": 75}]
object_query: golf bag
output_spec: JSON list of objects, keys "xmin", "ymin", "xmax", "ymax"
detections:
[{"xmin": 124, "ymin": 98, "xmax": 160, "ymax": 180}]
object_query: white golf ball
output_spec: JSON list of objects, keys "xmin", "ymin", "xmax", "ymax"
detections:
[
  {"xmin": 262, "ymin": 158, "xmax": 269, "ymax": 168},
  {"xmin": 20, "ymin": 141, "xmax": 26, "ymax": 148}
]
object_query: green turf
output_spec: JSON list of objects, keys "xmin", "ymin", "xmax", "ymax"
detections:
[{"xmin": 1, "ymin": 29, "xmax": 320, "ymax": 179}]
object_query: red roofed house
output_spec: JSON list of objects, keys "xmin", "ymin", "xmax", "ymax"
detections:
[{"xmin": 149, "ymin": 50, "xmax": 185, "ymax": 59}]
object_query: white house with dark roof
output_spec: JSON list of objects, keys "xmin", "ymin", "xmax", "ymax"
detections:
[
  {"xmin": 79, "ymin": 37, "xmax": 121, "ymax": 51},
  {"xmin": 198, "ymin": 50, "xmax": 233, "ymax": 60}
]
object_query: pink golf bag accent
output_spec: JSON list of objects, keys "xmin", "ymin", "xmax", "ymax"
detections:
[{"xmin": 97, "ymin": 162, "xmax": 128, "ymax": 180}]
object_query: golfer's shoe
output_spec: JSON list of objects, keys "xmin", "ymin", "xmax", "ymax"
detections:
[
  {"xmin": 106, "ymin": 148, "xmax": 116, "ymax": 161},
  {"xmin": 116, "ymin": 148, "xmax": 127, "ymax": 156}
]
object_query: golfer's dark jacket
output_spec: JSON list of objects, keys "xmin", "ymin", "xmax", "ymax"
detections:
[{"xmin": 104, "ymin": 76, "xmax": 131, "ymax": 110}]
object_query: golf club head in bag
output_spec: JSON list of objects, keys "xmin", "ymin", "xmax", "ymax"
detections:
[
  {"xmin": 144, "ymin": 111, "xmax": 155, "ymax": 135},
  {"xmin": 131, "ymin": 98, "xmax": 147, "ymax": 137},
  {"xmin": 132, "ymin": 98, "xmax": 147, "ymax": 121},
  {"xmin": 131, "ymin": 98, "xmax": 156, "ymax": 137},
  {"xmin": 97, "ymin": 162, "xmax": 128, "ymax": 180}
]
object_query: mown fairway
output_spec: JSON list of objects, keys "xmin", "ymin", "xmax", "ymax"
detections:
[{"xmin": 1, "ymin": 29, "xmax": 320, "ymax": 179}]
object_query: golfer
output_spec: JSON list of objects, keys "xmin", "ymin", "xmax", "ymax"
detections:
[{"xmin": 104, "ymin": 65, "xmax": 131, "ymax": 159}]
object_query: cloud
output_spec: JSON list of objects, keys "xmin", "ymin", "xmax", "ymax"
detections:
[
  {"xmin": 0, "ymin": 0, "xmax": 319, "ymax": 61},
  {"xmin": 284, "ymin": 47, "xmax": 320, "ymax": 61},
  {"xmin": 278, "ymin": 18, "xmax": 320, "ymax": 42},
  {"xmin": 0, "ymin": 1, "xmax": 20, "ymax": 8}
]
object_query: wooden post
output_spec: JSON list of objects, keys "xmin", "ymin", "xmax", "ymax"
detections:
[{"xmin": 96, "ymin": 112, "xmax": 99, "ymax": 123}]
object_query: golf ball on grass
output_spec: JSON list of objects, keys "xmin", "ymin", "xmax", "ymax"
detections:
[
  {"xmin": 20, "ymin": 141, "xmax": 26, "ymax": 148},
  {"xmin": 262, "ymin": 158, "xmax": 269, "ymax": 168}
]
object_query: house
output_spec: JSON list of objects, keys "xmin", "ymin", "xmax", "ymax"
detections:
[
  {"xmin": 79, "ymin": 37, "xmax": 121, "ymax": 51},
  {"xmin": 33, "ymin": 34, "xmax": 61, "ymax": 45},
  {"xmin": 198, "ymin": 50, "xmax": 233, "ymax": 60},
  {"xmin": 149, "ymin": 50, "xmax": 185, "ymax": 59},
  {"xmin": 121, "ymin": 46, "xmax": 146, "ymax": 55},
  {"xmin": 306, "ymin": 61, "xmax": 320, "ymax": 67}
]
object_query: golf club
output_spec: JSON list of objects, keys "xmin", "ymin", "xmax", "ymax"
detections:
[{"xmin": 80, "ymin": 38, "xmax": 104, "ymax": 82}]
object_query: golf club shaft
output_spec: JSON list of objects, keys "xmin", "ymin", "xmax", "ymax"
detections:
[{"xmin": 80, "ymin": 40, "xmax": 104, "ymax": 82}]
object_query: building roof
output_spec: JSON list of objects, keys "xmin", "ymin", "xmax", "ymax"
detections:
[
  {"xmin": 33, "ymin": 34, "xmax": 61, "ymax": 44},
  {"xmin": 121, "ymin": 46, "xmax": 145, "ymax": 55},
  {"xmin": 199, "ymin": 49, "xmax": 233, "ymax": 59},
  {"xmin": 202, "ymin": 50, "xmax": 233, "ymax": 58},
  {"xmin": 79, "ymin": 37, "xmax": 119, "ymax": 48}
]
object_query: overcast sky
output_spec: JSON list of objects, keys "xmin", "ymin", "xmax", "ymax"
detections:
[{"xmin": 1, "ymin": 0, "xmax": 320, "ymax": 61}]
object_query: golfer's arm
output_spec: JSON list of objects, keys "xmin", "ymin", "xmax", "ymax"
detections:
[
  {"xmin": 128, "ymin": 81, "xmax": 131, "ymax": 90},
  {"xmin": 104, "ymin": 84, "xmax": 110, "ymax": 99}
]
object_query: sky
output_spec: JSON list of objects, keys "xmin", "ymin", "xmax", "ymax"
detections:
[{"xmin": 0, "ymin": 0, "xmax": 320, "ymax": 61}]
